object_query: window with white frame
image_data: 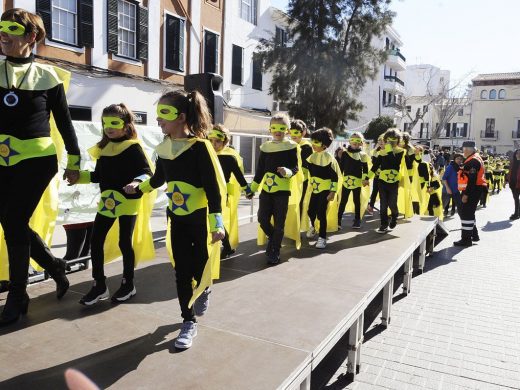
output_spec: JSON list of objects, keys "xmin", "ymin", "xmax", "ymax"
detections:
[
  {"xmin": 51, "ymin": 0, "xmax": 78, "ymax": 45},
  {"xmin": 204, "ymin": 30, "xmax": 220, "ymax": 74},
  {"xmin": 498, "ymin": 89, "xmax": 506, "ymax": 99},
  {"xmin": 117, "ymin": 0, "xmax": 137, "ymax": 59},
  {"xmin": 165, "ymin": 13, "xmax": 185, "ymax": 72},
  {"xmin": 240, "ymin": 0, "xmax": 257, "ymax": 25}
]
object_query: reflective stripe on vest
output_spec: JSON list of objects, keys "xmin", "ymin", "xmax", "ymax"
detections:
[
  {"xmin": 97, "ymin": 190, "xmax": 140, "ymax": 218},
  {"xmin": 0, "ymin": 135, "xmax": 56, "ymax": 167},
  {"xmin": 261, "ymin": 171, "xmax": 291, "ymax": 193}
]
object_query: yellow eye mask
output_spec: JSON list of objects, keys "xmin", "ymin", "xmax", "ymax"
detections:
[
  {"xmin": 386, "ymin": 137, "xmax": 398, "ymax": 142},
  {"xmin": 289, "ymin": 129, "xmax": 302, "ymax": 136},
  {"xmin": 311, "ymin": 140, "xmax": 323, "ymax": 147},
  {"xmin": 270, "ymin": 124, "xmax": 288, "ymax": 133},
  {"xmin": 0, "ymin": 21, "xmax": 26, "ymax": 36},
  {"xmin": 102, "ymin": 116, "xmax": 125, "ymax": 130},
  {"xmin": 157, "ymin": 104, "xmax": 179, "ymax": 121},
  {"xmin": 208, "ymin": 129, "xmax": 226, "ymax": 141},
  {"xmin": 350, "ymin": 138, "xmax": 363, "ymax": 143}
]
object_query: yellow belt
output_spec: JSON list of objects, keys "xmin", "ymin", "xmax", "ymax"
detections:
[
  {"xmin": 97, "ymin": 190, "xmax": 140, "ymax": 218},
  {"xmin": 167, "ymin": 181, "xmax": 207, "ymax": 216},
  {"xmin": 0, "ymin": 135, "xmax": 56, "ymax": 167}
]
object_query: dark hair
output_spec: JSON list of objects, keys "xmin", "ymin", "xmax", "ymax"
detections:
[
  {"xmin": 453, "ymin": 153, "xmax": 463, "ymax": 160},
  {"xmin": 290, "ymin": 119, "xmax": 307, "ymax": 134},
  {"xmin": 311, "ymin": 127, "xmax": 334, "ymax": 147},
  {"xmin": 98, "ymin": 103, "xmax": 137, "ymax": 148},
  {"xmin": 159, "ymin": 89, "xmax": 212, "ymax": 138},
  {"xmin": 212, "ymin": 123, "xmax": 230, "ymax": 145},
  {"xmin": 383, "ymin": 128, "xmax": 401, "ymax": 144},
  {"xmin": 1, "ymin": 8, "xmax": 46, "ymax": 47}
]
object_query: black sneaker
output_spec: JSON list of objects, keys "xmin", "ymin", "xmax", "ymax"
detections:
[
  {"xmin": 221, "ymin": 247, "xmax": 236, "ymax": 259},
  {"xmin": 79, "ymin": 281, "xmax": 109, "ymax": 306},
  {"xmin": 389, "ymin": 220, "xmax": 397, "ymax": 230},
  {"xmin": 472, "ymin": 235, "xmax": 480, "ymax": 242},
  {"xmin": 265, "ymin": 239, "xmax": 274, "ymax": 258},
  {"xmin": 510, "ymin": 214, "xmax": 520, "ymax": 221},
  {"xmin": 352, "ymin": 220, "xmax": 361, "ymax": 229},
  {"xmin": 376, "ymin": 225, "xmax": 388, "ymax": 234},
  {"xmin": 111, "ymin": 279, "xmax": 136, "ymax": 302},
  {"xmin": 267, "ymin": 251, "xmax": 281, "ymax": 265}
]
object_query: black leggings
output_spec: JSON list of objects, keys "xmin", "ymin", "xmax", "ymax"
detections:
[
  {"xmin": 257, "ymin": 192, "xmax": 289, "ymax": 253},
  {"xmin": 308, "ymin": 191, "xmax": 329, "ymax": 239},
  {"xmin": 338, "ymin": 187, "xmax": 361, "ymax": 223},
  {"xmin": 90, "ymin": 213, "xmax": 136, "ymax": 282},
  {"xmin": 0, "ymin": 155, "xmax": 60, "ymax": 289},
  {"xmin": 369, "ymin": 177, "xmax": 380, "ymax": 208},
  {"xmin": 169, "ymin": 209, "xmax": 209, "ymax": 323},
  {"xmin": 379, "ymin": 181, "xmax": 399, "ymax": 226},
  {"xmin": 300, "ymin": 180, "xmax": 308, "ymax": 219}
]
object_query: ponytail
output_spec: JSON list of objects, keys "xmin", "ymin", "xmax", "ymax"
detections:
[{"xmin": 159, "ymin": 89, "xmax": 213, "ymax": 138}]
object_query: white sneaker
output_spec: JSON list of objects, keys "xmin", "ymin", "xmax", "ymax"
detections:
[
  {"xmin": 306, "ymin": 227, "xmax": 316, "ymax": 238},
  {"xmin": 315, "ymin": 237, "xmax": 327, "ymax": 249},
  {"xmin": 175, "ymin": 321, "xmax": 198, "ymax": 349}
]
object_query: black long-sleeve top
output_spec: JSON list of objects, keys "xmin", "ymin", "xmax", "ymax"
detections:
[
  {"xmin": 148, "ymin": 138, "xmax": 222, "ymax": 216},
  {"xmin": 218, "ymin": 154, "xmax": 248, "ymax": 187},
  {"xmin": 0, "ymin": 55, "xmax": 80, "ymax": 156},
  {"xmin": 90, "ymin": 140, "xmax": 151, "ymax": 199},
  {"xmin": 418, "ymin": 161, "xmax": 430, "ymax": 186},
  {"xmin": 370, "ymin": 149, "xmax": 405, "ymax": 176},
  {"xmin": 300, "ymin": 143, "xmax": 313, "ymax": 178},
  {"xmin": 252, "ymin": 145, "xmax": 298, "ymax": 196},
  {"xmin": 307, "ymin": 160, "xmax": 338, "ymax": 193},
  {"xmin": 339, "ymin": 147, "xmax": 368, "ymax": 178}
]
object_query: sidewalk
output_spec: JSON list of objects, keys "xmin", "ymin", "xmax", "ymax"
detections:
[{"xmin": 320, "ymin": 190, "xmax": 520, "ymax": 390}]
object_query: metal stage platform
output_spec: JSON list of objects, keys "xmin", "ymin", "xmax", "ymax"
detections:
[{"xmin": 0, "ymin": 216, "xmax": 437, "ymax": 389}]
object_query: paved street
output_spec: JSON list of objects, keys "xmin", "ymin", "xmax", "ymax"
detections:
[{"xmin": 317, "ymin": 189, "xmax": 520, "ymax": 389}]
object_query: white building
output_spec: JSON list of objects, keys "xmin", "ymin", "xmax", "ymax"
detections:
[
  {"xmin": 471, "ymin": 72, "xmax": 520, "ymax": 154},
  {"xmin": 347, "ymin": 26, "xmax": 406, "ymax": 132}
]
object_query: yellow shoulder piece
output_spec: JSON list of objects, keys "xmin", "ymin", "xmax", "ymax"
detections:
[
  {"xmin": 360, "ymin": 151, "xmax": 369, "ymax": 163},
  {"xmin": 155, "ymin": 137, "xmax": 197, "ymax": 160},
  {"xmin": 299, "ymin": 139, "xmax": 312, "ymax": 147},
  {"xmin": 307, "ymin": 151, "xmax": 333, "ymax": 167},
  {"xmin": 218, "ymin": 146, "xmax": 244, "ymax": 172},
  {"xmin": 260, "ymin": 140, "xmax": 297, "ymax": 153},
  {"xmin": 29, "ymin": 63, "xmax": 69, "ymax": 90},
  {"xmin": 88, "ymin": 139, "xmax": 140, "ymax": 159}
]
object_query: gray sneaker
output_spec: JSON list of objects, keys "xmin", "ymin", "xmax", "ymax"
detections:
[
  {"xmin": 175, "ymin": 321, "xmax": 198, "ymax": 349},
  {"xmin": 193, "ymin": 288, "xmax": 211, "ymax": 316}
]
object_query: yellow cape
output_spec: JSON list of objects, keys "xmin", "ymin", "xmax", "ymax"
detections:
[
  {"xmin": 218, "ymin": 146, "xmax": 244, "ymax": 250},
  {"xmin": 0, "ymin": 65, "xmax": 71, "ymax": 280},
  {"xmin": 86, "ymin": 140, "xmax": 157, "ymax": 266},
  {"xmin": 161, "ymin": 138, "xmax": 227, "ymax": 308}
]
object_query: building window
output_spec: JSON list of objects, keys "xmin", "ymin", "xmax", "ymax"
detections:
[
  {"xmin": 485, "ymin": 118, "xmax": 495, "ymax": 134},
  {"xmin": 489, "ymin": 89, "xmax": 497, "ymax": 99},
  {"xmin": 480, "ymin": 90, "xmax": 488, "ymax": 99},
  {"xmin": 240, "ymin": 0, "xmax": 257, "ymax": 25},
  {"xmin": 204, "ymin": 30, "xmax": 220, "ymax": 74},
  {"xmin": 403, "ymin": 123, "xmax": 409, "ymax": 132},
  {"xmin": 231, "ymin": 45, "xmax": 244, "ymax": 85},
  {"xmin": 498, "ymin": 89, "xmax": 506, "ymax": 99},
  {"xmin": 51, "ymin": 0, "xmax": 78, "ymax": 45},
  {"xmin": 252, "ymin": 53, "xmax": 263, "ymax": 90},
  {"xmin": 275, "ymin": 26, "xmax": 288, "ymax": 46},
  {"xmin": 406, "ymin": 105, "xmax": 411, "ymax": 112},
  {"xmin": 382, "ymin": 90, "xmax": 387, "ymax": 106},
  {"xmin": 117, "ymin": 0, "xmax": 137, "ymax": 58},
  {"xmin": 423, "ymin": 105, "xmax": 428, "ymax": 113},
  {"xmin": 165, "ymin": 13, "xmax": 185, "ymax": 72},
  {"xmin": 458, "ymin": 109, "xmax": 463, "ymax": 116}
]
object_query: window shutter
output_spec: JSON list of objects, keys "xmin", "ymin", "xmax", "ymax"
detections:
[
  {"xmin": 452, "ymin": 123, "xmax": 457, "ymax": 136},
  {"xmin": 138, "ymin": 6, "xmax": 148, "ymax": 61},
  {"xmin": 107, "ymin": 0, "xmax": 118, "ymax": 54},
  {"xmin": 231, "ymin": 45, "xmax": 243, "ymax": 85},
  {"xmin": 166, "ymin": 16, "xmax": 184, "ymax": 71},
  {"xmin": 252, "ymin": 53, "xmax": 262, "ymax": 90},
  {"xmin": 178, "ymin": 19, "xmax": 185, "ymax": 71},
  {"xmin": 463, "ymin": 123, "xmax": 468, "ymax": 137},
  {"xmin": 36, "ymin": 0, "xmax": 52, "ymax": 38},
  {"xmin": 78, "ymin": 0, "xmax": 94, "ymax": 48}
]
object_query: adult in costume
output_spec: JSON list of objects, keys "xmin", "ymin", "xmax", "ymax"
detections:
[{"xmin": 0, "ymin": 9, "xmax": 80, "ymax": 325}]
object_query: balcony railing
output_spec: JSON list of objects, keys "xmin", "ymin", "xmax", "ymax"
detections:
[
  {"xmin": 389, "ymin": 49, "xmax": 406, "ymax": 62},
  {"xmin": 480, "ymin": 130, "xmax": 498, "ymax": 140},
  {"xmin": 512, "ymin": 130, "xmax": 520, "ymax": 139},
  {"xmin": 384, "ymin": 75, "xmax": 405, "ymax": 86}
]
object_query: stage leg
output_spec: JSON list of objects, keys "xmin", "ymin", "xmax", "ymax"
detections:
[
  {"xmin": 403, "ymin": 254, "xmax": 413, "ymax": 295},
  {"xmin": 381, "ymin": 276, "xmax": 394, "ymax": 328}
]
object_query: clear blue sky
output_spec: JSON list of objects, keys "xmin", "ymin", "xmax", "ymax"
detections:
[{"xmin": 269, "ymin": 0, "xmax": 520, "ymax": 83}]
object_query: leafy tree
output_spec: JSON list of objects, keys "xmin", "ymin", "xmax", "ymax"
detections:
[
  {"xmin": 259, "ymin": 0, "xmax": 394, "ymax": 134},
  {"xmin": 364, "ymin": 116, "xmax": 394, "ymax": 141}
]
